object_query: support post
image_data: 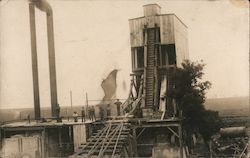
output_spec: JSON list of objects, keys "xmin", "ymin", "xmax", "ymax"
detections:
[
  {"xmin": 41, "ymin": 129, "xmax": 45, "ymax": 158},
  {"xmin": 86, "ymin": 93, "xmax": 89, "ymax": 118},
  {"xmin": 132, "ymin": 128, "xmax": 138, "ymax": 157},
  {"xmin": 142, "ymin": 28, "xmax": 147, "ymax": 108},
  {"xmin": 29, "ymin": 3, "xmax": 41, "ymax": 120},
  {"xmin": 70, "ymin": 90, "xmax": 73, "ymax": 110},
  {"xmin": 178, "ymin": 124, "xmax": 183, "ymax": 158},
  {"xmin": 153, "ymin": 27, "xmax": 159, "ymax": 109}
]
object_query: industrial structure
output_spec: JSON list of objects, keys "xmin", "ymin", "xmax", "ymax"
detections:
[
  {"xmin": 29, "ymin": 0, "xmax": 59, "ymax": 119},
  {"xmin": 0, "ymin": 2, "xmax": 191, "ymax": 158},
  {"xmin": 73, "ymin": 4, "xmax": 189, "ymax": 158}
]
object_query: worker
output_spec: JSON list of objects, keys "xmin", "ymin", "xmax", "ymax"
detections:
[
  {"xmin": 72, "ymin": 111, "xmax": 78, "ymax": 122},
  {"xmin": 55, "ymin": 104, "xmax": 62, "ymax": 122},
  {"xmin": 88, "ymin": 106, "xmax": 96, "ymax": 121},
  {"xmin": 114, "ymin": 99, "xmax": 122, "ymax": 116},
  {"xmin": 91, "ymin": 106, "xmax": 96, "ymax": 121},
  {"xmin": 107, "ymin": 104, "xmax": 111, "ymax": 117},
  {"xmin": 88, "ymin": 107, "xmax": 92, "ymax": 120},
  {"xmin": 81, "ymin": 107, "xmax": 85, "ymax": 122},
  {"xmin": 99, "ymin": 106, "xmax": 104, "ymax": 120}
]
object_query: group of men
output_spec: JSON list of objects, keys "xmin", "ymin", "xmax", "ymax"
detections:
[
  {"xmin": 72, "ymin": 99, "xmax": 122, "ymax": 122},
  {"xmin": 99, "ymin": 99, "xmax": 122, "ymax": 120},
  {"xmin": 73, "ymin": 106, "xmax": 96, "ymax": 122}
]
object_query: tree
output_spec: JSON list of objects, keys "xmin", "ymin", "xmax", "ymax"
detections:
[{"xmin": 172, "ymin": 60, "xmax": 221, "ymax": 143}]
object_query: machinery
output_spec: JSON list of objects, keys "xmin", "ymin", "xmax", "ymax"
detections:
[{"xmin": 123, "ymin": 4, "xmax": 189, "ymax": 119}]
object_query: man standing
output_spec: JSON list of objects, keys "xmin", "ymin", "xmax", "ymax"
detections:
[
  {"xmin": 114, "ymin": 99, "xmax": 122, "ymax": 116},
  {"xmin": 88, "ymin": 107, "xmax": 92, "ymax": 120},
  {"xmin": 55, "ymin": 104, "xmax": 61, "ymax": 118},
  {"xmin": 81, "ymin": 107, "xmax": 85, "ymax": 122},
  {"xmin": 91, "ymin": 106, "xmax": 96, "ymax": 121},
  {"xmin": 73, "ymin": 111, "xmax": 78, "ymax": 122}
]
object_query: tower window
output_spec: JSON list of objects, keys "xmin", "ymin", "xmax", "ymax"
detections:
[
  {"xmin": 160, "ymin": 45, "xmax": 176, "ymax": 66},
  {"xmin": 132, "ymin": 47, "xmax": 144, "ymax": 69}
]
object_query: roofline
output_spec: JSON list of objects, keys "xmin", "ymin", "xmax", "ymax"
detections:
[
  {"xmin": 143, "ymin": 3, "xmax": 161, "ymax": 8},
  {"xmin": 128, "ymin": 13, "xmax": 188, "ymax": 28}
]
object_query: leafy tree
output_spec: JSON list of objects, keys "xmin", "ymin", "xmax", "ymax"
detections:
[{"xmin": 171, "ymin": 60, "xmax": 221, "ymax": 143}]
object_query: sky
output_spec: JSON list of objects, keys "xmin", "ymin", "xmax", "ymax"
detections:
[{"xmin": 0, "ymin": 0, "xmax": 249, "ymax": 109}]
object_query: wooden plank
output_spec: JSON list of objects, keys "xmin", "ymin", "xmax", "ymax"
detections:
[
  {"xmin": 132, "ymin": 128, "xmax": 138, "ymax": 157},
  {"xmin": 129, "ymin": 18, "xmax": 145, "ymax": 47},
  {"xmin": 173, "ymin": 16, "xmax": 189, "ymax": 67},
  {"xmin": 178, "ymin": 124, "xmax": 183, "ymax": 158},
  {"xmin": 111, "ymin": 123, "xmax": 124, "ymax": 157},
  {"xmin": 159, "ymin": 76, "xmax": 167, "ymax": 120}
]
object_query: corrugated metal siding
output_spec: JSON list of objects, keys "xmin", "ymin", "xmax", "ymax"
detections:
[
  {"xmin": 129, "ymin": 14, "xmax": 188, "ymax": 67},
  {"xmin": 129, "ymin": 18, "xmax": 145, "ymax": 47},
  {"xmin": 129, "ymin": 15, "xmax": 170, "ymax": 47},
  {"xmin": 173, "ymin": 16, "xmax": 189, "ymax": 67},
  {"xmin": 160, "ymin": 15, "xmax": 175, "ymax": 44},
  {"xmin": 145, "ymin": 16, "xmax": 160, "ymax": 28}
]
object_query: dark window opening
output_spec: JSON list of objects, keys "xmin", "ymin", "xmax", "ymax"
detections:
[
  {"xmin": 161, "ymin": 51, "xmax": 168, "ymax": 66},
  {"xmin": 137, "ymin": 47, "xmax": 144, "ymax": 68},
  {"xmin": 160, "ymin": 45, "xmax": 176, "ymax": 66},
  {"xmin": 132, "ymin": 47, "xmax": 144, "ymax": 69}
]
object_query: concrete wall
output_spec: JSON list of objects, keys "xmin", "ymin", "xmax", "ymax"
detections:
[
  {"xmin": 73, "ymin": 124, "xmax": 87, "ymax": 151},
  {"xmin": 2, "ymin": 135, "xmax": 41, "ymax": 158},
  {"xmin": 152, "ymin": 144, "xmax": 186, "ymax": 158}
]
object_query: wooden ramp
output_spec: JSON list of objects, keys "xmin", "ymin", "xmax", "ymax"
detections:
[{"xmin": 72, "ymin": 122, "xmax": 131, "ymax": 158}]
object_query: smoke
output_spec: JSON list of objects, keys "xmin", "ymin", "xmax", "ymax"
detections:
[
  {"xmin": 101, "ymin": 69, "xmax": 118, "ymax": 101},
  {"xmin": 30, "ymin": 0, "xmax": 52, "ymax": 15},
  {"xmin": 122, "ymin": 80, "xmax": 127, "ymax": 91}
]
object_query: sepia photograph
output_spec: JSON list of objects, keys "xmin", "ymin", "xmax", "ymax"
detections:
[{"xmin": 0, "ymin": 0, "xmax": 249, "ymax": 157}]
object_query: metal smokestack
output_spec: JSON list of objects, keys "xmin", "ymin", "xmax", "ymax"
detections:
[
  {"xmin": 29, "ymin": 0, "xmax": 58, "ymax": 117},
  {"xmin": 29, "ymin": 2, "xmax": 40, "ymax": 120}
]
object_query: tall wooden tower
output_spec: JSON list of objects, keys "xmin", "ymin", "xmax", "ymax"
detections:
[{"xmin": 128, "ymin": 4, "xmax": 189, "ymax": 117}]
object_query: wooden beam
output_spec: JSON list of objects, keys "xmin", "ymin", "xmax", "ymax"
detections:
[
  {"xmin": 142, "ymin": 28, "xmax": 147, "ymax": 108},
  {"xmin": 41, "ymin": 128, "xmax": 45, "ymax": 158},
  {"xmin": 178, "ymin": 124, "xmax": 183, "ymax": 158},
  {"xmin": 136, "ymin": 128, "xmax": 145, "ymax": 139},
  {"xmin": 167, "ymin": 126, "xmax": 179, "ymax": 138},
  {"xmin": 132, "ymin": 128, "xmax": 138, "ymax": 157}
]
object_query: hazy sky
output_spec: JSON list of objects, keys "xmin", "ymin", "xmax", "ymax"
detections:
[{"xmin": 0, "ymin": 0, "xmax": 249, "ymax": 109}]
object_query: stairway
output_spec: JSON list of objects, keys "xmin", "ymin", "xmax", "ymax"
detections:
[
  {"xmin": 74, "ymin": 123, "xmax": 130, "ymax": 158},
  {"xmin": 145, "ymin": 29, "xmax": 156, "ymax": 108}
]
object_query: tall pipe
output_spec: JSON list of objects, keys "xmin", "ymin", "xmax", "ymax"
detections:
[
  {"xmin": 30, "ymin": 0, "xmax": 58, "ymax": 117},
  {"xmin": 29, "ymin": 3, "xmax": 41, "ymax": 120}
]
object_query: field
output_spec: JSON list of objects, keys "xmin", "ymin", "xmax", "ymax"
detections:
[{"xmin": 1, "ymin": 96, "xmax": 249, "ymax": 125}]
